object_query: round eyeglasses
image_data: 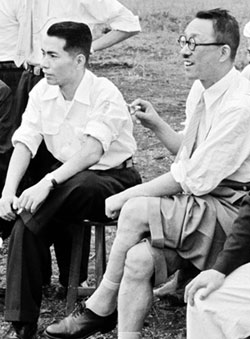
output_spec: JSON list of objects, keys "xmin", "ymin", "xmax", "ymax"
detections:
[{"xmin": 178, "ymin": 35, "xmax": 226, "ymax": 52}]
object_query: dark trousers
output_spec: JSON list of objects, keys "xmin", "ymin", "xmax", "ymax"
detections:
[
  {"xmin": 0, "ymin": 80, "xmax": 13, "ymax": 192},
  {"xmin": 0, "ymin": 61, "xmax": 23, "ymax": 193},
  {"xmin": 5, "ymin": 167, "xmax": 141, "ymax": 322},
  {"xmin": 0, "ymin": 66, "xmax": 42, "ymax": 193}
]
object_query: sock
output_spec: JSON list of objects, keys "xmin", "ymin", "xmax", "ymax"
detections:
[
  {"xmin": 102, "ymin": 274, "xmax": 120, "ymax": 290},
  {"xmin": 85, "ymin": 275, "xmax": 119, "ymax": 316}
]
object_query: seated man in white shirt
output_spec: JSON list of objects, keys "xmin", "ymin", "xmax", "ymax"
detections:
[
  {"xmin": 0, "ymin": 21, "xmax": 141, "ymax": 339},
  {"xmin": 45, "ymin": 8, "xmax": 250, "ymax": 339},
  {"xmin": 0, "ymin": 0, "xmax": 141, "ymax": 289},
  {"xmin": 154, "ymin": 17, "xmax": 250, "ymax": 302}
]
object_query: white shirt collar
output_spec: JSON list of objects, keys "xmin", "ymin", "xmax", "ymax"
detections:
[
  {"xmin": 41, "ymin": 68, "xmax": 93, "ymax": 105},
  {"xmin": 203, "ymin": 67, "xmax": 238, "ymax": 109}
]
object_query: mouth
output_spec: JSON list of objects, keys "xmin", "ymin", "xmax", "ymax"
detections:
[
  {"xmin": 184, "ymin": 60, "xmax": 193, "ymax": 68},
  {"xmin": 44, "ymin": 73, "xmax": 55, "ymax": 80}
]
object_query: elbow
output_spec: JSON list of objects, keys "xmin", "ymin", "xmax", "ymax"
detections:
[
  {"xmin": 126, "ymin": 30, "xmax": 140, "ymax": 38},
  {"xmin": 80, "ymin": 150, "xmax": 103, "ymax": 169},
  {"xmin": 117, "ymin": 30, "xmax": 139, "ymax": 40}
]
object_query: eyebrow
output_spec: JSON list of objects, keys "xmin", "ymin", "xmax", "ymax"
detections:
[{"xmin": 41, "ymin": 48, "xmax": 59, "ymax": 55}]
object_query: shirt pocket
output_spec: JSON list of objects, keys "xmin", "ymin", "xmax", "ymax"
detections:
[{"xmin": 42, "ymin": 121, "xmax": 60, "ymax": 136}]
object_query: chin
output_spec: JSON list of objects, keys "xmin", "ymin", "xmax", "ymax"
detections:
[
  {"xmin": 185, "ymin": 72, "xmax": 197, "ymax": 81},
  {"xmin": 46, "ymin": 79, "xmax": 58, "ymax": 86}
]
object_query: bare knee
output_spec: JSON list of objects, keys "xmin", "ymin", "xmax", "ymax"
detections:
[
  {"xmin": 119, "ymin": 197, "xmax": 148, "ymax": 225},
  {"xmin": 124, "ymin": 242, "xmax": 154, "ymax": 281},
  {"xmin": 116, "ymin": 197, "xmax": 149, "ymax": 240}
]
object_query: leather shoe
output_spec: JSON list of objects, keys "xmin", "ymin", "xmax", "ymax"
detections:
[
  {"xmin": 4, "ymin": 321, "xmax": 37, "ymax": 339},
  {"xmin": 44, "ymin": 301, "xmax": 117, "ymax": 339}
]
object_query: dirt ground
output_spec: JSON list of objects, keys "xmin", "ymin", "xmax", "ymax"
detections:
[{"xmin": 1, "ymin": 0, "xmax": 250, "ymax": 338}]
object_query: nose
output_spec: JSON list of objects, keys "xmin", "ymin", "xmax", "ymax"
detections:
[
  {"xmin": 41, "ymin": 54, "xmax": 49, "ymax": 69},
  {"xmin": 180, "ymin": 43, "xmax": 191, "ymax": 56}
]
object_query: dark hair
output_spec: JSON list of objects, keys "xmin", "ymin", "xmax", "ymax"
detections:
[
  {"xmin": 47, "ymin": 21, "xmax": 92, "ymax": 63},
  {"xmin": 196, "ymin": 8, "xmax": 239, "ymax": 60}
]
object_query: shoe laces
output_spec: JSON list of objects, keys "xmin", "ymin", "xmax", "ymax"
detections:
[{"xmin": 71, "ymin": 301, "xmax": 86, "ymax": 318}]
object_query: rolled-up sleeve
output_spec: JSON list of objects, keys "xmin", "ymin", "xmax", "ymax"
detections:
[
  {"xmin": 83, "ymin": 83, "xmax": 128, "ymax": 152},
  {"xmin": 12, "ymin": 89, "xmax": 43, "ymax": 158},
  {"xmin": 81, "ymin": 0, "xmax": 141, "ymax": 32},
  {"xmin": 171, "ymin": 104, "xmax": 250, "ymax": 195}
]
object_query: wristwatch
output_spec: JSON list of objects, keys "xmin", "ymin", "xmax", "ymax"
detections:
[{"xmin": 44, "ymin": 173, "xmax": 58, "ymax": 189}]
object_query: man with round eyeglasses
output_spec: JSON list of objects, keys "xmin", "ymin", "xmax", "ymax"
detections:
[
  {"xmin": 154, "ymin": 31, "xmax": 231, "ymax": 301},
  {"xmin": 45, "ymin": 8, "xmax": 250, "ymax": 339}
]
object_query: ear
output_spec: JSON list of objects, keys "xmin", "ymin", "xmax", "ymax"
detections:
[
  {"xmin": 219, "ymin": 44, "xmax": 231, "ymax": 62},
  {"xmin": 75, "ymin": 53, "xmax": 86, "ymax": 68}
]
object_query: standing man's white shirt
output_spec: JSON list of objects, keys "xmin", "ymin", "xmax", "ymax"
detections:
[
  {"xmin": 17, "ymin": 0, "xmax": 141, "ymax": 66},
  {"xmin": 0, "ymin": 0, "xmax": 24, "ymax": 61}
]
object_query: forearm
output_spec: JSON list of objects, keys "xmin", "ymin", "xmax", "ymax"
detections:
[
  {"xmin": 151, "ymin": 119, "xmax": 183, "ymax": 154},
  {"xmin": 2, "ymin": 143, "xmax": 31, "ymax": 197},
  {"xmin": 92, "ymin": 30, "xmax": 138, "ymax": 52},
  {"xmin": 116, "ymin": 172, "xmax": 182, "ymax": 204},
  {"xmin": 47, "ymin": 138, "xmax": 103, "ymax": 184},
  {"xmin": 132, "ymin": 98, "xmax": 183, "ymax": 154}
]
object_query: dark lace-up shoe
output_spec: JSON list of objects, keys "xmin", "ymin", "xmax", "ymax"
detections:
[
  {"xmin": 4, "ymin": 322, "xmax": 37, "ymax": 339},
  {"xmin": 44, "ymin": 301, "xmax": 117, "ymax": 339}
]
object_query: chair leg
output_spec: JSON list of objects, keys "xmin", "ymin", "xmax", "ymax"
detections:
[
  {"xmin": 66, "ymin": 220, "xmax": 117, "ymax": 313},
  {"xmin": 66, "ymin": 224, "xmax": 85, "ymax": 315},
  {"xmin": 95, "ymin": 224, "xmax": 106, "ymax": 287}
]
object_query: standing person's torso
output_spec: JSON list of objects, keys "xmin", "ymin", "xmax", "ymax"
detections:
[
  {"xmin": 29, "ymin": 0, "xmax": 106, "ymax": 65},
  {"xmin": 0, "ymin": 0, "xmax": 24, "ymax": 61}
]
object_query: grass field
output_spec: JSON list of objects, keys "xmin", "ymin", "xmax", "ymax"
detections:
[{"xmin": 1, "ymin": 1, "xmax": 250, "ymax": 338}]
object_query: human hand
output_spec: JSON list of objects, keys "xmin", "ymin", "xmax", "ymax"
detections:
[
  {"xmin": 184, "ymin": 269, "xmax": 225, "ymax": 306},
  {"xmin": 105, "ymin": 193, "xmax": 127, "ymax": 220},
  {"xmin": 0, "ymin": 195, "xmax": 19, "ymax": 221},
  {"xmin": 17, "ymin": 179, "xmax": 52, "ymax": 214},
  {"xmin": 130, "ymin": 98, "xmax": 162, "ymax": 131}
]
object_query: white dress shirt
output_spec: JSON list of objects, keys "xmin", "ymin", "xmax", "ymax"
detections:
[
  {"xmin": 16, "ymin": 0, "xmax": 141, "ymax": 66},
  {"xmin": 242, "ymin": 64, "xmax": 250, "ymax": 81},
  {"xmin": 12, "ymin": 69, "xmax": 137, "ymax": 170},
  {"xmin": 0, "ymin": 0, "xmax": 24, "ymax": 62},
  {"xmin": 171, "ymin": 67, "xmax": 250, "ymax": 196}
]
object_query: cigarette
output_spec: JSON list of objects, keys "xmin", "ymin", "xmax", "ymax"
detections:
[
  {"xmin": 127, "ymin": 104, "xmax": 141, "ymax": 115},
  {"xmin": 17, "ymin": 208, "xmax": 24, "ymax": 215}
]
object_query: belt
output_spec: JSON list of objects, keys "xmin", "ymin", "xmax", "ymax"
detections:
[
  {"xmin": 26, "ymin": 64, "xmax": 42, "ymax": 76},
  {"xmin": 113, "ymin": 157, "xmax": 133, "ymax": 170},
  {"xmin": 219, "ymin": 179, "xmax": 250, "ymax": 191}
]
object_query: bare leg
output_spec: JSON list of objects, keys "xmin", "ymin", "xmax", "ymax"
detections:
[
  {"xmin": 87, "ymin": 197, "xmax": 151, "ymax": 315},
  {"xmin": 118, "ymin": 242, "xmax": 155, "ymax": 335},
  {"xmin": 45, "ymin": 197, "xmax": 153, "ymax": 339}
]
